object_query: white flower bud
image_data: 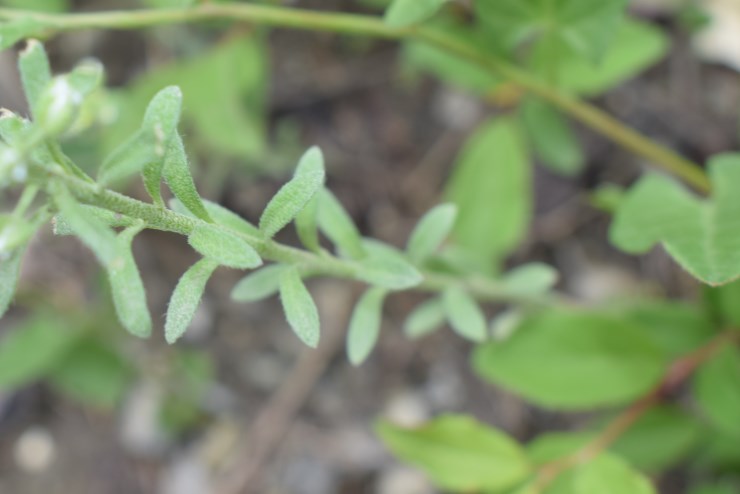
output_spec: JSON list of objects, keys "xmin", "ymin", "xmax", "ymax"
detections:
[{"xmin": 37, "ymin": 77, "xmax": 82, "ymax": 136}]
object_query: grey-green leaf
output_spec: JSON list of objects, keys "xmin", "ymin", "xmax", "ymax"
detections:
[
  {"xmin": 231, "ymin": 264, "xmax": 287, "ymax": 302},
  {"xmin": 407, "ymin": 203, "xmax": 457, "ymax": 263},
  {"xmin": 279, "ymin": 267, "xmax": 320, "ymax": 348},
  {"xmin": 502, "ymin": 263, "xmax": 558, "ymax": 296},
  {"xmin": 347, "ymin": 287, "xmax": 387, "ymax": 365},
  {"xmin": 356, "ymin": 240, "xmax": 423, "ymax": 290},
  {"xmin": 521, "ymin": 98, "xmax": 584, "ymax": 176},
  {"xmin": 317, "ymin": 188, "xmax": 366, "ymax": 259},
  {"xmin": 162, "ymin": 133, "xmax": 211, "ymax": 221},
  {"xmin": 188, "ymin": 223, "xmax": 262, "ymax": 269},
  {"xmin": 259, "ymin": 147, "xmax": 325, "ymax": 238},
  {"xmin": 170, "ymin": 198, "xmax": 260, "ymax": 237},
  {"xmin": 384, "ymin": 0, "xmax": 447, "ymax": 28},
  {"xmin": 0, "ymin": 249, "xmax": 23, "ymax": 318},
  {"xmin": 165, "ymin": 258, "xmax": 219, "ymax": 344},
  {"xmin": 108, "ymin": 224, "xmax": 151, "ymax": 338},
  {"xmin": 0, "ymin": 18, "xmax": 47, "ymax": 51},
  {"xmin": 443, "ymin": 286, "xmax": 487, "ymax": 342},
  {"xmin": 18, "ymin": 39, "xmax": 51, "ymax": 119},
  {"xmin": 404, "ymin": 297, "xmax": 446, "ymax": 339},
  {"xmin": 295, "ymin": 196, "xmax": 321, "ymax": 253},
  {"xmin": 610, "ymin": 154, "xmax": 740, "ymax": 285}
]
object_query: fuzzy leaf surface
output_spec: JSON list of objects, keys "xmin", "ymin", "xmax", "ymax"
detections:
[
  {"xmin": 165, "ymin": 258, "xmax": 219, "ymax": 344},
  {"xmin": 347, "ymin": 287, "xmax": 386, "ymax": 365},
  {"xmin": 279, "ymin": 267, "xmax": 320, "ymax": 348},
  {"xmin": 188, "ymin": 223, "xmax": 262, "ymax": 270},
  {"xmin": 407, "ymin": 203, "xmax": 457, "ymax": 263}
]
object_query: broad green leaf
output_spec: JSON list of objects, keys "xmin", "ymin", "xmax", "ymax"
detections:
[
  {"xmin": 165, "ymin": 258, "xmax": 219, "ymax": 344},
  {"xmin": 575, "ymin": 454, "xmax": 656, "ymax": 494},
  {"xmin": 0, "ymin": 18, "xmax": 47, "ymax": 51},
  {"xmin": 705, "ymin": 279, "xmax": 740, "ymax": 327},
  {"xmin": 476, "ymin": 0, "xmax": 628, "ymax": 61},
  {"xmin": 531, "ymin": 20, "xmax": 668, "ymax": 96},
  {"xmin": 259, "ymin": 147, "xmax": 325, "ymax": 238},
  {"xmin": 108, "ymin": 224, "xmax": 151, "ymax": 338},
  {"xmin": 347, "ymin": 287, "xmax": 386, "ymax": 365},
  {"xmin": 694, "ymin": 346, "xmax": 740, "ymax": 437},
  {"xmin": 521, "ymin": 98, "xmax": 584, "ymax": 176},
  {"xmin": 279, "ymin": 267, "xmax": 320, "ymax": 348},
  {"xmin": 355, "ymin": 239, "xmax": 422, "ymax": 290},
  {"xmin": 611, "ymin": 154, "xmax": 740, "ymax": 286},
  {"xmin": 0, "ymin": 248, "xmax": 23, "ymax": 318},
  {"xmin": 18, "ymin": 39, "xmax": 51, "ymax": 118},
  {"xmin": 406, "ymin": 203, "xmax": 457, "ymax": 263},
  {"xmin": 442, "ymin": 287, "xmax": 487, "ymax": 342},
  {"xmin": 170, "ymin": 198, "xmax": 260, "ymax": 237},
  {"xmin": 104, "ymin": 36, "xmax": 266, "ymax": 162},
  {"xmin": 376, "ymin": 414, "xmax": 531, "ymax": 491},
  {"xmin": 473, "ymin": 308, "xmax": 665, "ymax": 410},
  {"xmin": 502, "ymin": 263, "xmax": 558, "ymax": 296},
  {"xmin": 384, "ymin": 0, "xmax": 447, "ymax": 28},
  {"xmin": 404, "ymin": 297, "xmax": 445, "ymax": 339},
  {"xmin": 0, "ymin": 317, "xmax": 80, "ymax": 390},
  {"xmin": 317, "ymin": 188, "xmax": 366, "ymax": 259},
  {"xmin": 188, "ymin": 223, "xmax": 262, "ymax": 269},
  {"xmin": 98, "ymin": 86, "xmax": 182, "ymax": 185},
  {"xmin": 49, "ymin": 338, "xmax": 132, "ymax": 408},
  {"xmin": 231, "ymin": 264, "xmax": 287, "ymax": 302},
  {"xmin": 446, "ymin": 117, "xmax": 531, "ymax": 262},
  {"xmin": 610, "ymin": 407, "xmax": 701, "ymax": 472},
  {"xmin": 295, "ymin": 196, "xmax": 321, "ymax": 253}
]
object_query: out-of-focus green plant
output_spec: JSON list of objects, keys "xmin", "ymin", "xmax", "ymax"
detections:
[{"xmin": 0, "ymin": 1, "xmax": 739, "ymax": 492}]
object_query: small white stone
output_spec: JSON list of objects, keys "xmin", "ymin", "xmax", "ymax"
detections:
[{"xmin": 13, "ymin": 426, "xmax": 56, "ymax": 473}]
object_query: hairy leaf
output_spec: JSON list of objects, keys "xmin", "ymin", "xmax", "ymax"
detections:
[
  {"xmin": 0, "ymin": 18, "xmax": 47, "ymax": 51},
  {"xmin": 188, "ymin": 223, "xmax": 262, "ymax": 270},
  {"xmin": 279, "ymin": 267, "xmax": 320, "ymax": 348},
  {"xmin": 473, "ymin": 309, "xmax": 666, "ymax": 410},
  {"xmin": 377, "ymin": 415, "xmax": 531, "ymax": 492},
  {"xmin": 611, "ymin": 154, "xmax": 740, "ymax": 285},
  {"xmin": 317, "ymin": 188, "xmax": 366, "ymax": 259},
  {"xmin": 295, "ymin": 196, "xmax": 321, "ymax": 253},
  {"xmin": 356, "ymin": 240, "xmax": 422, "ymax": 290},
  {"xmin": 385, "ymin": 0, "xmax": 447, "ymax": 28},
  {"xmin": 108, "ymin": 224, "xmax": 151, "ymax": 338},
  {"xmin": 502, "ymin": 263, "xmax": 559, "ymax": 296},
  {"xmin": 165, "ymin": 258, "xmax": 219, "ymax": 344},
  {"xmin": 443, "ymin": 286, "xmax": 487, "ymax": 342},
  {"xmin": 161, "ymin": 133, "xmax": 211, "ymax": 220},
  {"xmin": 347, "ymin": 287, "xmax": 387, "ymax": 365},
  {"xmin": 407, "ymin": 203, "xmax": 457, "ymax": 263},
  {"xmin": 231, "ymin": 264, "xmax": 288, "ymax": 302},
  {"xmin": 404, "ymin": 297, "xmax": 446, "ymax": 339},
  {"xmin": 260, "ymin": 147, "xmax": 325, "ymax": 238},
  {"xmin": 18, "ymin": 39, "xmax": 51, "ymax": 118}
]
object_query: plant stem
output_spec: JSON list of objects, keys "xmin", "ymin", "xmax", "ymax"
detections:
[
  {"xmin": 50, "ymin": 170, "xmax": 551, "ymax": 306},
  {"xmin": 0, "ymin": 4, "xmax": 710, "ymax": 192},
  {"xmin": 532, "ymin": 330, "xmax": 739, "ymax": 492}
]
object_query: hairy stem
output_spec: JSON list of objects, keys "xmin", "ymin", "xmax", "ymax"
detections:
[
  {"xmin": 0, "ymin": 4, "xmax": 710, "ymax": 192},
  {"xmin": 532, "ymin": 330, "xmax": 739, "ymax": 492}
]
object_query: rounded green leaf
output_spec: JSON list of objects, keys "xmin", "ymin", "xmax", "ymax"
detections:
[
  {"xmin": 347, "ymin": 287, "xmax": 386, "ymax": 365},
  {"xmin": 473, "ymin": 309, "xmax": 666, "ymax": 410},
  {"xmin": 404, "ymin": 297, "xmax": 445, "ymax": 339},
  {"xmin": 231, "ymin": 264, "xmax": 287, "ymax": 302},
  {"xmin": 502, "ymin": 262, "xmax": 558, "ymax": 296},
  {"xmin": 279, "ymin": 267, "xmax": 320, "ymax": 348},
  {"xmin": 188, "ymin": 223, "xmax": 262, "ymax": 270},
  {"xmin": 406, "ymin": 203, "xmax": 457, "ymax": 263},
  {"xmin": 376, "ymin": 414, "xmax": 531, "ymax": 492},
  {"xmin": 443, "ymin": 287, "xmax": 487, "ymax": 342},
  {"xmin": 108, "ymin": 224, "xmax": 151, "ymax": 338},
  {"xmin": 355, "ymin": 240, "xmax": 422, "ymax": 290},
  {"xmin": 165, "ymin": 258, "xmax": 219, "ymax": 344}
]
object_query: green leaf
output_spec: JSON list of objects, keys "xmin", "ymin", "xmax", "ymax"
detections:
[
  {"xmin": 611, "ymin": 154, "xmax": 740, "ymax": 286},
  {"xmin": 99, "ymin": 86, "xmax": 183, "ymax": 185},
  {"xmin": 446, "ymin": 117, "xmax": 531, "ymax": 262},
  {"xmin": 165, "ymin": 258, "xmax": 219, "ymax": 344},
  {"xmin": 188, "ymin": 223, "xmax": 262, "ymax": 270},
  {"xmin": 49, "ymin": 338, "xmax": 132, "ymax": 408},
  {"xmin": 521, "ymin": 98, "xmax": 584, "ymax": 176},
  {"xmin": 407, "ymin": 203, "xmax": 457, "ymax": 263},
  {"xmin": 259, "ymin": 147, "xmax": 325, "ymax": 238},
  {"xmin": 279, "ymin": 267, "xmax": 320, "ymax": 348},
  {"xmin": 295, "ymin": 196, "xmax": 321, "ymax": 253},
  {"xmin": 18, "ymin": 39, "xmax": 51, "ymax": 119},
  {"xmin": 502, "ymin": 263, "xmax": 558, "ymax": 296},
  {"xmin": 0, "ymin": 18, "xmax": 47, "ymax": 51},
  {"xmin": 108, "ymin": 224, "xmax": 152, "ymax": 338},
  {"xmin": 347, "ymin": 287, "xmax": 386, "ymax": 365},
  {"xmin": 610, "ymin": 407, "xmax": 701, "ymax": 472},
  {"xmin": 532, "ymin": 20, "xmax": 668, "ymax": 96},
  {"xmin": 158, "ymin": 133, "xmax": 211, "ymax": 221},
  {"xmin": 694, "ymin": 346, "xmax": 740, "ymax": 437},
  {"xmin": 0, "ymin": 317, "xmax": 81, "ymax": 390},
  {"xmin": 376, "ymin": 414, "xmax": 531, "ymax": 492},
  {"xmin": 384, "ymin": 0, "xmax": 447, "ymax": 28},
  {"xmin": 53, "ymin": 206, "xmax": 139, "ymax": 235},
  {"xmin": 705, "ymin": 279, "xmax": 740, "ymax": 327},
  {"xmin": 473, "ymin": 309, "xmax": 666, "ymax": 410},
  {"xmin": 231, "ymin": 264, "xmax": 287, "ymax": 302},
  {"xmin": 317, "ymin": 188, "xmax": 366, "ymax": 259},
  {"xmin": 170, "ymin": 198, "xmax": 260, "ymax": 237},
  {"xmin": 0, "ymin": 248, "xmax": 23, "ymax": 318},
  {"xmin": 442, "ymin": 286, "xmax": 487, "ymax": 342},
  {"xmin": 355, "ymin": 239, "xmax": 423, "ymax": 290},
  {"xmin": 575, "ymin": 454, "xmax": 656, "ymax": 494},
  {"xmin": 404, "ymin": 297, "xmax": 446, "ymax": 339}
]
